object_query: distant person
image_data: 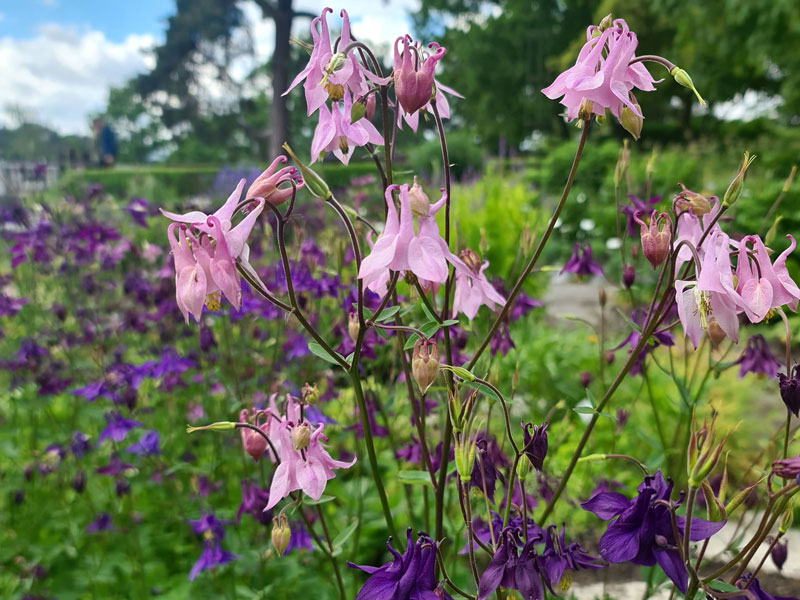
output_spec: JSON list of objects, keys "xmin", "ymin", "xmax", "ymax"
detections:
[{"xmin": 92, "ymin": 118, "xmax": 117, "ymax": 167}]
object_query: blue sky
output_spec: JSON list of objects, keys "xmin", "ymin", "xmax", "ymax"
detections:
[
  {"xmin": 0, "ymin": 0, "xmax": 170, "ymax": 42},
  {"xmin": 0, "ymin": 0, "xmax": 417, "ymax": 135}
]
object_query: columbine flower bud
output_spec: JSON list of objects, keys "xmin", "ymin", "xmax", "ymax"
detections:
[
  {"xmin": 347, "ymin": 311, "xmax": 360, "ymax": 343},
  {"xmin": 779, "ymin": 504, "xmax": 794, "ymax": 535},
  {"xmin": 723, "ymin": 151, "xmax": 756, "ymax": 207},
  {"xmin": 411, "ymin": 339, "xmax": 439, "ymax": 394},
  {"xmin": 282, "ymin": 143, "xmax": 331, "ymax": 200},
  {"xmin": 670, "ymin": 66, "xmax": 706, "ymax": 106},
  {"xmin": 238, "ymin": 410, "xmax": 267, "ymax": 462},
  {"xmin": 393, "ymin": 37, "xmax": 446, "ymax": 115},
  {"xmin": 516, "ymin": 455, "xmax": 532, "ymax": 481},
  {"xmin": 634, "ymin": 211, "xmax": 671, "ymax": 269},
  {"xmin": 350, "ymin": 96, "xmax": 367, "ymax": 124},
  {"xmin": 408, "ymin": 176, "xmax": 430, "ymax": 217},
  {"xmin": 454, "ymin": 422, "xmax": 479, "ymax": 484},
  {"xmin": 620, "ymin": 101, "xmax": 643, "ymax": 140},
  {"xmin": 271, "ymin": 515, "xmax": 291, "ymax": 557},
  {"xmin": 772, "ymin": 538, "xmax": 788, "ymax": 569},
  {"xmin": 675, "ymin": 183, "xmax": 712, "ymax": 215},
  {"xmin": 622, "ymin": 264, "xmax": 635, "ymax": 289},
  {"xmin": 365, "ymin": 93, "xmax": 376, "ymax": 120},
  {"xmin": 580, "ymin": 371, "xmax": 592, "ymax": 388},
  {"xmin": 521, "ymin": 421, "xmax": 549, "ymax": 472},
  {"xmin": 291, "ymin": 423, "xmax": 311, "ymax": 451}
]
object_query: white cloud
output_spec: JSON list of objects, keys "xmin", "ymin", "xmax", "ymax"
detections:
[{"xmin": 0, "ymin": 23, "xmax": 155, "ymax": 134}]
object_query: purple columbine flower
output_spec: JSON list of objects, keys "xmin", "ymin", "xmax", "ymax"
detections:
[
  {"xmin": 86, "ymin": 513, "xmax": 114, "ymax": 533},
  {"xmin": 522, "ymin": 421, "xmax": 549, "ymax": 472},
  {"xmin": 621, "ymin": 195, "xmax": 660, "ymax": 236},
  {"xmin": 98, "ymin": 412, "xmax": 143, "ymax": 444},
  {"xmin": 561, "ymin": 243, "xmax": 603, "ymax": 277},
  {"xmin": 236, "ymin": 480, "xmax": 271, "ymax": 526},
  {"xmin": 460, "ymin": 512, "xmax": 542, "ymax": 556},
  {"xmin": 477, "ymin": 527, "xmax": 549, "ymax": 600},
  {"xmin": 469, "ymin": 438, "xmax": 506, "ymax": 499},
  {"xmin": 771, "ymin": 539, "xmax": 788, "ymax": 571},
  {"xmin": 188, "ymin": 513, "xmax": 238, "ymax": 580},
  {"xmin": 126, "ymin": 430, "xmax": 160, "ymax": 456},
  {"xmin": 95, "ymin": 455, "xmax": 134, "ymax": 476},
  {"xmin": 735, "ymin": 335, "xmax": 781, "ymax": 379},
  {"xmin": 779, "ymin": 366, "xmax": 800, "ymax": 417},
  {"xmin": 348, "ymin": 529, "xmax": 452, "ymax": 600},
  {"xmin": 772, "ymin": 455, "xmax": 800, "ymax": 479},
  {"xmin": 581, "ymin": 469, "xmax": 725, "ymax": 593},
  {"xmin": 540, "ymin": 524, "xmax": 604, "ymax": 589},
  {"xmin": 71, "ymin": 431, "xmax": 91, "ymax": 458},
  {"xmin": 732, "ymin": 573, "xmax": 797, "ymax": 600},
  {"xmin": 285, "ymin": 521, "xmax": 314, "ymax": 555}
]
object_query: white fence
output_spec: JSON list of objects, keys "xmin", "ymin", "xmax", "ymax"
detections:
[{"xmin": 0, "ymin": 161, "xmax": 60, "ymax": 196}]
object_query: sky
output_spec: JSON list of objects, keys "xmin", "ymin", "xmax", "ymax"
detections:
[{"xmin": 0, "ymin": 0, "xmax": 418, "ymax": 135}]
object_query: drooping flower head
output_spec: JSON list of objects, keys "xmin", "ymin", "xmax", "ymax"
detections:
[
  {"xmin": 540, "ymin": 524, "xmax": 604, "ymax": 591},
  {"xmin": 310, "ymin": 92, "xmax": 384, "ymax": 165},
  {"xmin": 348, "ymin": 529, "xmax": 453, "ymax": 600},
  {"xmin": 734, "ymin": 335, "xmax": 781, "ymax": 379},
  {"xmin": 393, "ymin": 36, "xmax": 446, "ymax": 115},
  {"xmin": 452, "ymin": 249, "xmax": 506, "ymax": 320},
  {"xmin": 477, "ymin": 527, "xmax": 549, "ymax": 600},
  {"xmin": 541, "ymin": 19, "xmax": 657, "ymax": 127},
  {"xmin": 246, "ymin": 156, "xmax": 305, "ymax": 206},
  {"xmin": 582, "ymin": 469, "xmax": 724, "ymax": 593},
  {"xmin": 779, "ymin": 365, "xmax": 800, "ymax": 417},
  {"xmin": 188, "ymin": 513, "xmax": 238, "ymax": 581},
  {"xmin": 521, "ymin": 421, "xmax": 549, "ymax": 472}
]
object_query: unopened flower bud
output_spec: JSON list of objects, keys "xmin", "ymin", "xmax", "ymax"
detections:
[
  {"xmin": 301, "ymin": 383, "xmax": 319, "ymax": 405},
  {"xmin": 772, "ymin": 538, "xmax": 788, "ymax": 569},
  {"xmin": 725, "ymin": 483, "xmax": 757, "ymax": 517},
  {"xmin": 454, "ymin": 433, "xmax": 477, "ymax": 483},
  {"xmin": 291, "ymin": 423, "xmax": 311, "ymax": 451},
  {"xmin": 361, "ymin": 95, "xmax": 375, "ymax": 123},
  {"xmin": 635, "ymin": 211, "xmax": 671, "ymax": 269},
  {"xmin": 779, "ymin": 504, "xmax": 794, "ymax": 535},
  {"xmin": 71, "ymin": 469, "xmax": 87, "ymax": 494},
  {"xmin": 350, "ymin": 96, "xmax": 367, "ymax": 124},
  {"xmin": 246, "ymin": 155, "xmax": 304, "ymax": 207},
  {"xmin": 272, "ymin": 515, "xmax": 291, "ymax": 557},
  {"xmin": 238, "ymin": 410, "xmax": 267, "ymax": 462},
  {"xmin": 675, "ymin": 183, "xmax": 711, "ymax": 216},
  {"xmin": 516, "ymin": 455, "xmax": 532, "ymax": 481},
  {"xmin": 723, "ymin": 151, "xmax": 756, "ymax": 207},
  {"xmin": 409, "ymin": 176, "xmax": 430, "ymax": 217},
  {"xmin": 580, "ymin": 371, "xmax": 592, "ymax": 389},
  {"xmin": 412, "ymin": 339, "xmax": 439, "ymax": 394},
  {"xmin": 598, "ymin": 288, "xmax": 607, "ymax": 308},
  {"xmin": 347, "ymin": 311, "xmax": 360, "ymax": 343},
  {"xmin": 620, "ymin": 102, "xmax": 643, "ymax": 140},
  {"xmin": 598, "ymin": 14, "xmax": 613, "ymax": 31},
  {"xmin": 282, "ymin": 143, "xmax": 331, "ymax": 200},
  {"xmin": 622, "ymin": 264, "xmax": 635, "ymax": 289},
  {"xmin": 670, "ymin": 66, "xmax": 706, "ymax": 106}
]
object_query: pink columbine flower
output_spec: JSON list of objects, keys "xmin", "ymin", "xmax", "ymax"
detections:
[
  {"xmin": 541, "ymin": 19, "xmax": 656, "ymax": 124},
  {"xmin": 736, "ymin": 235, "xmax": 800, "ymax": 315},
  {"xmin": 408, "ymin": 189, "xmax": 467, "ymax": 286},
  {"xmin": 265, "ymin": 423, "xmax": 355, "ymax": 509},
  {"xmin": 239, "ymin": 409, "xmax": 270, "ymax": 461},
  {"xmin": 358, "ymin": 184, "xmax": 416, "ymax": 294},
  {"xmin": 310, "ymin": 92, "xmax": 384, "ymax": 165},
  {"xmin": 246, "ymin": 156, "xmax": 304, "ymax": 206},
  {"xmin": 452, "ymin": 249, "xmax": 506, "ymax": 320},
  {"xmin": 283, "ymin": 8, "xmax": 369, "ymax": 116},
  {"xmin": 675, "ymin": 279, "xmax": 740, "ymax": 349},
  {"xmin": 393, "ymin": 36, "xmax": 446, "ymax": 115},
  {"xmin": 162, "ymin": 179, "xmax": 265, "ymax": 322}
]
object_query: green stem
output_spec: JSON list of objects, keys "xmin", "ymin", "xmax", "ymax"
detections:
[{"xmin": 350, "ymin": 371, "xmax": 396, "ymax": 538}]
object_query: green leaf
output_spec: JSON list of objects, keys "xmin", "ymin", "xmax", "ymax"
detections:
[
  {"xmin": 573, "ymin": 406, "xmax": 595, "ymax": 415},
  {"xmin": 706, "ymin": 580, "xmax": 739, "ymax": 593},
  {"xmin": 397, "ymin": 470, "xmax": 433, "ymax": 485},
  {"xmin": 374, "ymin": 305, "xmax": 400, "ymax": 322},
  {"xmin": 441, "ymin": 319, "xmax": 459, "ymax": 327},
  {"xmin": 403, "ymin": 334, "xmax": 420, "ymax": 351},
  {"xmin": 331, "ymin": 520, "xmax": 359, "ymax": 554},
  {"xmin": 308, "ymin": 341, "xmax": 344, "ymax": 365},
  {"xmin": 585, "ymin": 387, "xmax": 597, "ymax": 408},
  {"xmin": 419, "ymin": 299, "xmax": 438, "ymax": 323}
]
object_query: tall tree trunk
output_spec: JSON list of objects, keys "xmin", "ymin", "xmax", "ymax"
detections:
[{"xmin": 270, "ymin": 0, "xmax": 293, "ymax": 158}]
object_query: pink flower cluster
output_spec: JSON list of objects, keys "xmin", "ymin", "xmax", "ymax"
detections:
[
  {"xmin": 239, "ymin": 394, "xmax": 355, "ymax": 510},
  {"xmin": 161, "ymin": 157, "xmax": 303, "ymax": 322},
  {"xmin": 541, "ymin": 19, "xmax": 657, "ymax": 124},
  {"xmin": 358, "ymin": 183, "xmax": 505, "ymax": 319},
  {"xmin": 674, "ymin": 197, "xmax": 800, "ymax": 347}
]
